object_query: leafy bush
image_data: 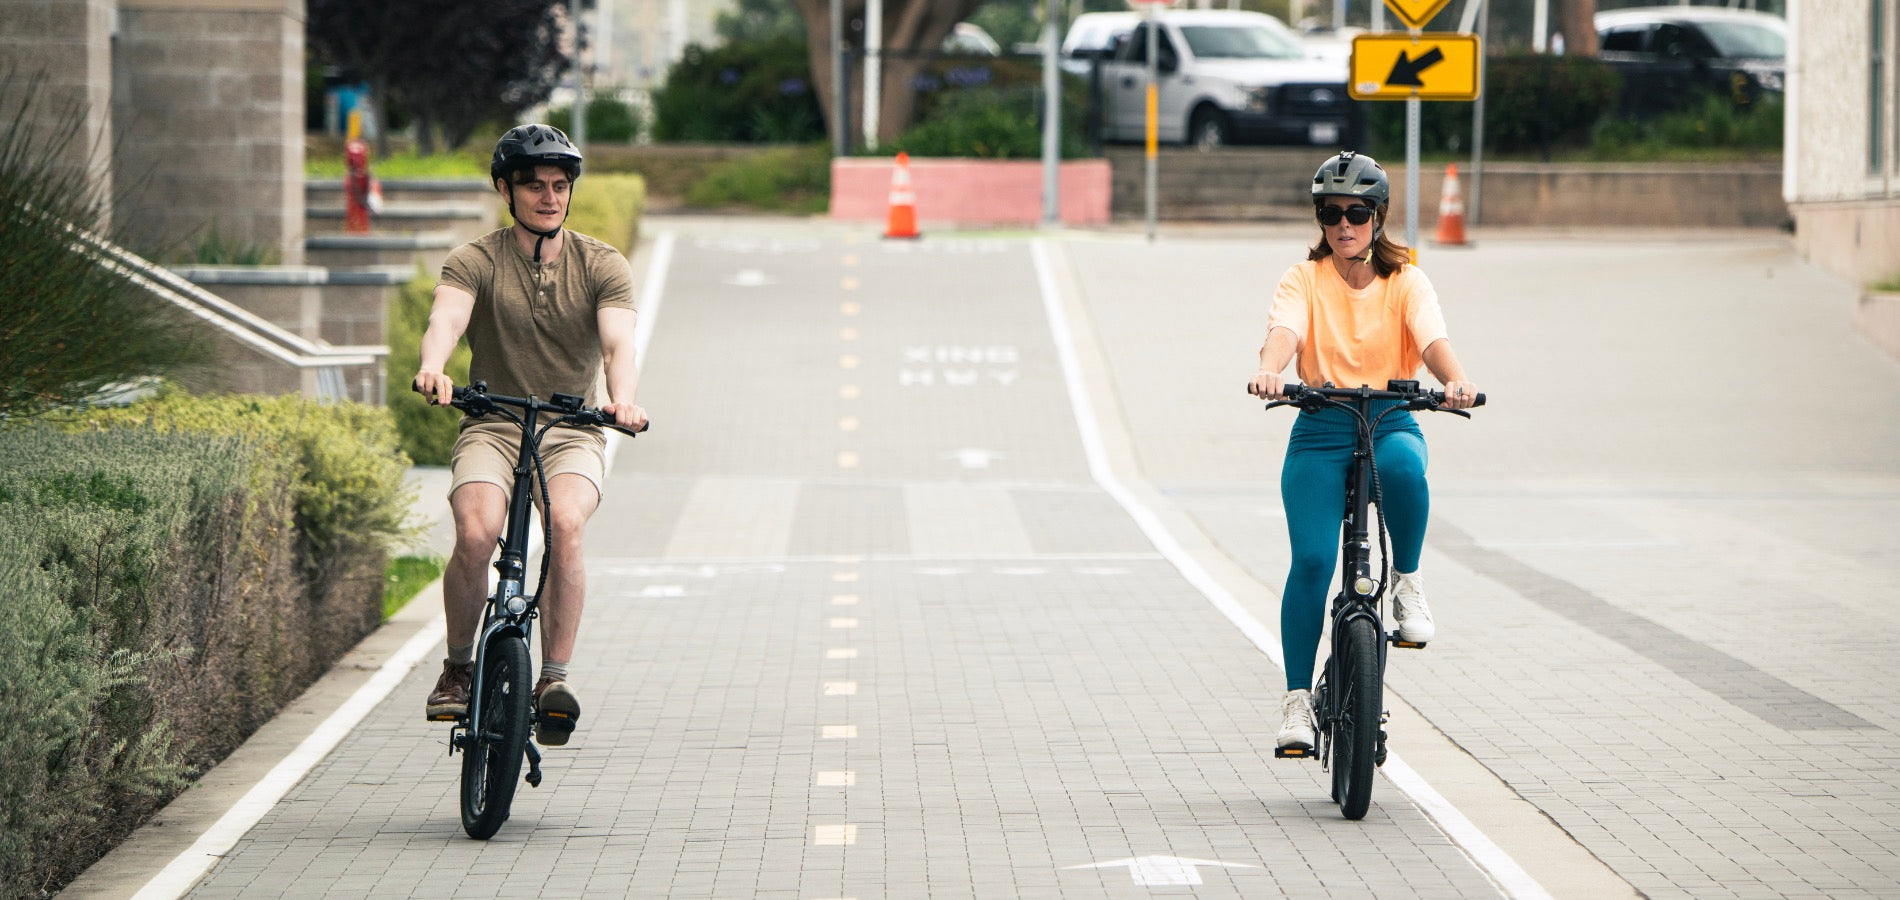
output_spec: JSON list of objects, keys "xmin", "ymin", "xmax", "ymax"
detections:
[
  {"xmin": 1592, "ymin": 93, "xmax": 1783, "ymax": 157},
  {"xmin": 1365, "ymin": 53, "xmax": 1622, "ymax": 157},
  {"xmin": 384, "ymin": 271, "xmax": 469, "ymax": 466},
  {"xmin": 0, "ymin": 425, "xmax": 292, "ymax": 898},
  {"xmin": 883, "ymin": 61, "xmax": 1092, "ymax": 160},
  {"xmin": 685, "ymin": 144, "xmax": 831, "ymax": 213},
  {"xmin": 651, "ymin": 35, "xmax": 826, "ymax": 143},
  {"xmin": 0, "ymin": 69, "xmax": 208, "ymax": 418},
  {"xmin": 550, "ymin": 94, "xmax": 644, "ymax": 143}
]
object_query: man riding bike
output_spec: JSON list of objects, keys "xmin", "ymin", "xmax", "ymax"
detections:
[{"xmin": 413, "ymin": 123, "xmax": 648, "ymax": 746}]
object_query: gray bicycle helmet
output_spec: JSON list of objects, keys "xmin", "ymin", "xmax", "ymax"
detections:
[
  {"xmin": 491, "ymin": 124, "xmax": 582, "ymax": 182},
  {"xmin": 1311, "ymin": 150, "xmax": 1389, "ymax": 205}
]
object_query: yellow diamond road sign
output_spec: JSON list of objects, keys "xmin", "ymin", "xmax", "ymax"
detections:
[
  {"xmin": 1349, "ymin": 33, "xmax": 1481, "ymax": 101},
  {"xmin": 1384, "ymin": 0, "xmax": 1455, "ymax": 30}
]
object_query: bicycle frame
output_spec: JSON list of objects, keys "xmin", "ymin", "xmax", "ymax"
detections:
[
  {"xmin": 446, "ymin": 382, "xmax": 645, "ymax": 785},
  {"xmin": 1261, "ymin": 381, "xmax": 1481, "ymax": 787}
]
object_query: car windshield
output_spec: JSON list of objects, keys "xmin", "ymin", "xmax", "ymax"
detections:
[
  {"xmin": 1179, "ymin": 24, "xmax": 1304, "ymax": 60},
  {"xmin": 1697, "ymin": 21, "xmax": 1784, "ymax": 58}
]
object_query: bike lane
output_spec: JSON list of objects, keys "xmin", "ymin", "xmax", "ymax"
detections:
[
  {"xmin": 122, "ymin": 218, "xmax": 1539, "ymax": 898},
  {"xmin": 1058, "ymin": 227, "xmax": 1900, "ymax": 900}
]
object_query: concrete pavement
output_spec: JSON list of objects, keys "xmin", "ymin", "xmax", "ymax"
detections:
[{"xmin": 66, "ymin": 216, "xmax": 1900, "ymax": 898}]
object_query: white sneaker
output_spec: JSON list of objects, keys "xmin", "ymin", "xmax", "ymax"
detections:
[
  {"xmin": 1276, "ymin": 689, "xmax": 1315, "ymax": 750},
  {"xmin": 1391, "ymin": 571, "xmax": 1435, "ymax": 642}
]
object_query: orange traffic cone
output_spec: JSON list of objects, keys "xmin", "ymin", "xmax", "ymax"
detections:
[
  {"xmin": 884, "ymin": 152, "xmax": 920, "ymax": 239},
  {"xmin": 1433, "ymin": 163, "xmax": 1468, "ymax": 246}
]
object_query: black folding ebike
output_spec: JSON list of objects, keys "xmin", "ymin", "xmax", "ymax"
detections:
[
  {"xmin": 426, "ymin": 381, "xmax": 645, "ymax": 839},
  {"xmin": 1261, "ymin": 380, "xmax": 1482, "ymax": 820}
]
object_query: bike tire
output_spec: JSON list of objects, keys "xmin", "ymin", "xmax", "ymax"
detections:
[
  {"xmin": 461, "ymin": 635, "xmax": 531, "ymax": 839},
  {"xmin": 1332, "ymin": 617, "xmax": 1382, "ymax": 820}
]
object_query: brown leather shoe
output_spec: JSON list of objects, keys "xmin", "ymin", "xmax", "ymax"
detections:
[
  {"xmin": 533, "ymin": 676, "xmax": 581, "ymax": 746},
  {"xmin": 425, "ymin": 661, "xmax": 474, "ymax": 721}
]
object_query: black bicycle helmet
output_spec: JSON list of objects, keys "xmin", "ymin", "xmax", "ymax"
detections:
[
  {"xmin": 1311, "ymin": 150, "xmax": 1389, "ymax": 205},
  {"xmin": 491, "ymin": 124, "xmax": 582, "ymax": 183},
  {"xmin": 491, "ymin": 124, "xmax": 582, "ymax": 262}
]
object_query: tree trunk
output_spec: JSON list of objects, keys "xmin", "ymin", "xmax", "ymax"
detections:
[
  {"xmin": 789, "ymin": 0, "xmax": 985, "ymax": 150},
  {"xmin": 1559, "ymin": 0, "xmax": 1598, "ymax": 57}
]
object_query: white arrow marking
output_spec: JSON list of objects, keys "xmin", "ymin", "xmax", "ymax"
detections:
[
  {"xmin": 942, "ymin": 448, "xmax": 1005, "ymax": 469},
  {"xmin": 1065, "ymin": 855, "xmax": 1257, "ymax": 886},
  {"xmin": 725, "ymin": 268, "xmax": 772, "ymax": 287}
]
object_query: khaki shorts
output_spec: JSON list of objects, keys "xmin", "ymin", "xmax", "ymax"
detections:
[{"xmin": 450, "ymin": 419, "xmax": 607, "ymax": 504}]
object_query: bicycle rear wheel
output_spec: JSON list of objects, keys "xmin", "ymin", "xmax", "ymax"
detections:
[
  {"xmin": 461, "ymin": 634, "xmax": 531, "ymax": 839},
  {"xmin": 1330, "ymin": 617, "xmax": 1382, "ymax": 820}
]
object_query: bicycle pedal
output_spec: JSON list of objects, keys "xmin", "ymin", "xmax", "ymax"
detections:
[
  {"xmin": 427, "ymin": 712, "xmax": 462, "ymax": 722},
  {"xmin": 1274, "ymin": 746, "xmax": 1313, "ymax": 759},
  {"xmin": 1388, "ymin": 633, "xmax": 1428, "ymax": 649}
]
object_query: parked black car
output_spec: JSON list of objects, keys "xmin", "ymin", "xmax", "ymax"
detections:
[{"xmin": 1595, "ymin": 6, "xmax": 1786, "ymax": 116}]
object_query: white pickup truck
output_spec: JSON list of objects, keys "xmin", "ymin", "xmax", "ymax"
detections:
[{"xmin": 1087, "ymin": 10, "xmax": 1351, "ymax": 148}]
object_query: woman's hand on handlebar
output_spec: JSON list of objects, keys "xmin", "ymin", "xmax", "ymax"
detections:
[
  {"xmin": 1248, "ymin": 370, "xmax": 1287, "ymax": 400},
  {"xmin": 1441, "ymin": 380, "xmax": 1480, "ymax": 411},
  {"xmin": 600, "ymin": 401, "xmax": 648, "ymax": 433},
  {"xmin": 412, "ymin": 370, "xmax": 455, "ymax": 407}
]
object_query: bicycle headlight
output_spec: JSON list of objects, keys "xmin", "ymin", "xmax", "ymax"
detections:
[
  {"xmin": 1354, "ymin": 576, "xmax": 1378, "ymax": 597},
  {"xmin": 505, "ymin": 594, "xmax": 528, "ymax": 615}
]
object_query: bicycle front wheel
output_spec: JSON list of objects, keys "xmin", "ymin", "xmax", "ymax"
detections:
[
  {"xmin": 461, "ymin": 635, "xmax": 531, "ymax": 839},
  {"xmin": 1331, "ymin": 617, "xmax": 1382, "ymax": 820}
]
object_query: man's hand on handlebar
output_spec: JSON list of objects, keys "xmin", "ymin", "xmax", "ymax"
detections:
[
  {"xmin": 600, "ymin": 401, "xmax": 648, "ymax": 433},
  {"xmin": 413, "ymin": 371, "xmax": 455, "ymax": 407}
]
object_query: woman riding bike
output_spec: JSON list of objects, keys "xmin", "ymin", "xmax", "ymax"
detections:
[{"xmin": 1245, "ymin": 151, "xmax": 1480, "ymax": 753}]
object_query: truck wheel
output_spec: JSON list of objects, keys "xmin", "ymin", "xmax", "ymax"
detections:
[{"xmin": 1189, "ymin": 107, "xmax": 1227, "ymax": 150}]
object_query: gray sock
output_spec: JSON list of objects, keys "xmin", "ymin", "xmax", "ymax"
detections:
[
  {"xmin": 447, "ymin": 644, "xmax": 474, "ymax": 666},
  {"xmin": 540, "ymin": 661, "xmax": 569, "ymax": 683}
]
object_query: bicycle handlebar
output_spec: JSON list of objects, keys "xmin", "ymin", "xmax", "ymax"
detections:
[
  {"xmin": 447, "ymin": 382, "xmax": 649, "ymax": 438},
  {"xmin": 1281, "ymin": 382, "xmax": 1485, "ymax": 408}
]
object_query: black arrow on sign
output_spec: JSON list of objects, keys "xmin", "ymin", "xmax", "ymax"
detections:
[{"xmin": 1385, "ymin": 47, "xmax": 1446, "ymax": 87}]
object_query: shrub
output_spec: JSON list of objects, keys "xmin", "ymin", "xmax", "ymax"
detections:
[
  {"xmin": 0, "ymin": 68, "xmax": 208, "ymax": 418},
  {"xmin": 384, "ymin": 271, "xmax": 468, "ymax": 466},
  {"xmin": 685, "ymin": 144, "xmax": 831, "ymax": 213},
  {"xmin": 883, "ymin": 62, "xmax": 1093, "ymax": 160},
  {"xmin": 0, "ymin": 426, "xmax": 292, "ymax": 897},
  {"xmin": 651, "ymin": 35, "xmax": 826, "ymax": 143},
  {"xmin": 549, "ymin": 94, "xmax": 644, "ymax": 143},
  {"xmin": 1365, "ymin": 53, "xmax": 1622, "ymax": 157}
]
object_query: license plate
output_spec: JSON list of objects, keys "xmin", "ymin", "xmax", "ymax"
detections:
[{"xmin": 1309, "ymin": 122, "xmax": 1340, "ymax": 144}]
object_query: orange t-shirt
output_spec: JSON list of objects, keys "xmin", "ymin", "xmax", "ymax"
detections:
[{"xmin": 1266, "ymin": 259, "xmax": 1449, "ymax": 390}]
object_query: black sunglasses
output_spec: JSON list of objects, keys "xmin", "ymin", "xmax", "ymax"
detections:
[{"xmin": 1316, "ymin": 205, "xmax": 1377, "ymax": 226}]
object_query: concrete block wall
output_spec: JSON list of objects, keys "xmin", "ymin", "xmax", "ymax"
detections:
[
  {"xmin": 0, "ymin": 0, "xmax": 117, "ymax": 223},
  {"xmin": 112, "ymin": 0, "xmax": 304, "ymax": 265}
]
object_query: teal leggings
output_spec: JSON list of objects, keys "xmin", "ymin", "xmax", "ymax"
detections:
[{"xmin": 1280, "ymin": 402, "xmax": 1428, "ymax": 692}]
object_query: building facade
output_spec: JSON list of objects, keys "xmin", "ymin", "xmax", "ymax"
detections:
[{"xmin": 1785, "ymin": 0, "xmax": 1900, "ymax": 285}]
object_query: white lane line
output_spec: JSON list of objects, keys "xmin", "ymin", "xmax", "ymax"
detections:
[
  {"xmin": 1030, "ymin": 239, "xmax": 1551, "ymax": 900},
  {"xmin": 136, "ymin": 232, "xmax": 679, "ymax": 899},
  {"xmin": 133, "ymin": 619, "xmax": 445, "ymax": 899}
]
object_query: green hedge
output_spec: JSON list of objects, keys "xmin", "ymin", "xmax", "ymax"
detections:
[
  {"xmin": 652, "ymin": 35, "xmax": 826, "ymax": 143},
  {"xmin": 385, "ymin": 272, "xmax": 470, "ymax": 466},
  {"xmin": 2, "ymin": 393, "xmax": 412, "ymax": 898},
  {"xmin": 1366, "ymin": 53, "xmax": 1623, "ymax": 157}
]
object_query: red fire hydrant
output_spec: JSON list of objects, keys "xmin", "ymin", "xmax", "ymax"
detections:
[{"xmin": 343, "ymin": 138, "xmax": 379, "ymax": 234}]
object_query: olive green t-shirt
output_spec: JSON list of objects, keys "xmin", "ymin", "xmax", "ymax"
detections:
[{"xmin": 439, "ymin": 228, "xmax": 634, "ymax": 413}]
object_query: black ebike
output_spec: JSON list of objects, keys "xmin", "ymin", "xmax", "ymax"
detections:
[
  {"xmin": 1262, "ymin": 380, "xmax": 1481, "ymax": 820},
  {"xmin": 428, "ymin": 381, "xmax": 644, "ymax": 839}
]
